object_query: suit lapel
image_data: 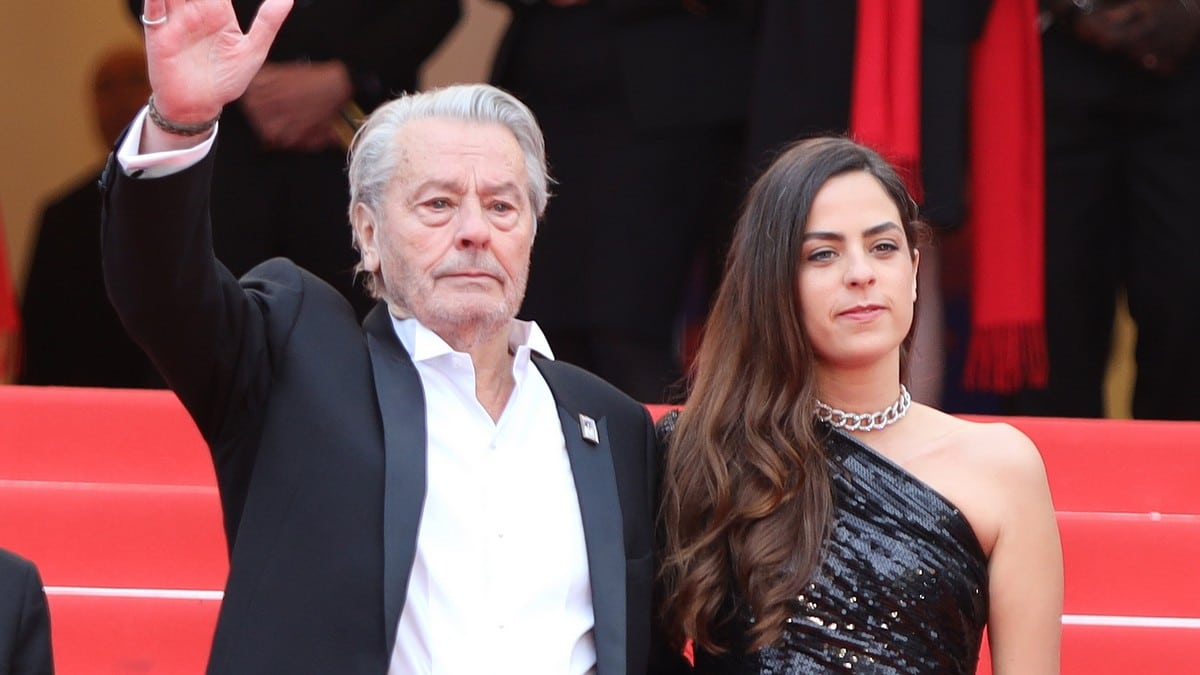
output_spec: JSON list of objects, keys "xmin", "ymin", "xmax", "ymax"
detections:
[
  {"xmin": 364, "ymin": 305, "xmax": 427, "ymax": 653},
  {"xmin": 537, "ymin": 359, "xmax": 628, "ymax": 675}
]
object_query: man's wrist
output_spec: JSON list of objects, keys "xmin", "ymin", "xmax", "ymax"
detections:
[{"xmin": 147, "ymin": 94, "xmax": 222, "ymax": 137}]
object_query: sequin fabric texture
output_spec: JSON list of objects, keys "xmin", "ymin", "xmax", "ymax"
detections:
[{"xmin": 665, "ymin": 414, "xmax": 989, "ymax": 674}]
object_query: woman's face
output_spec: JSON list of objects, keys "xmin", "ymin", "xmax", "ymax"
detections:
[{"xmin": 796, "ymin": 171, "xmax": 918, "ymax": 372}]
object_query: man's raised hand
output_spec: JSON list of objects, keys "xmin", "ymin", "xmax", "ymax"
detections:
[{"xmin": 139, "ymin": 0, "xmax": 293, "ymax": 128}]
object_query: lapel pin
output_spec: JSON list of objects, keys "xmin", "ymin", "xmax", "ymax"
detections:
[{"xmin": 579, "ymin": 414, "xmax": 599, "ymax": 445}]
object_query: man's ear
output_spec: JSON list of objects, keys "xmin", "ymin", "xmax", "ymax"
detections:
[{"xmin": 351, "ymin": 203, "xmax": 381, "ymax": 273}]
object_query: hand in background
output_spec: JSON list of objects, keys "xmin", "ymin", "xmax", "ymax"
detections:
[
  {"xmin": 241, "ymin": 61, "xmax": 351, "ymax": 151},
  {"xmin": 1073, "ymin": 0, "xmax": 1200, "ymax": 75}
]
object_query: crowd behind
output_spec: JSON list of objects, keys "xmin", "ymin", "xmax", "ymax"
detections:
[{"xmin": 9, "ymin": 0, "xmax": 1199, "ymax": 423}]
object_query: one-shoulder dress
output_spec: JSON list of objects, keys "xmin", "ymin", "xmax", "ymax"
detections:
[{"xmin": 668, "ymin": 417, "xmax": 989, "ymax": 674}]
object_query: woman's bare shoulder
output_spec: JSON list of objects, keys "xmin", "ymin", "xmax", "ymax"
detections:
[
  {"xmin": 911, "ymin": 405, "xmax": 1044, "ymax": 476},
  {"xmin": 900, "ymin": 406, "xmax": 1055, "ymax": 556}
]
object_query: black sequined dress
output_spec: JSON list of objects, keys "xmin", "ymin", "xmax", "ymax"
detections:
[{"xmin": 679, "ymin": 421, "xmax": 989, "ymax": 674}]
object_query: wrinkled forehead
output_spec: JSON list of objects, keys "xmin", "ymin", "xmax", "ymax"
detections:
[{"xmin": 394, "ymin": 118, "xmax": 527, "ymax": 186}]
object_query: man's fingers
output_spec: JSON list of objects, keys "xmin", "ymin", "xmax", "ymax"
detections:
[
  {"xmin": 145, "ymin": 0, "xmax": 188, "ymax": 23},
  {"xmin": 247, "ymin": 0, "xmax": 294, "ymax": 55},
  {"xmin": 140, "ymin": 0, "xmax": 167, "ymax": 23}
]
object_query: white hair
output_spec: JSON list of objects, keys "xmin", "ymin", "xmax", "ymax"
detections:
[{"xmin": 346, "ymin": 83, "xmax": 550, "ymax": 298}]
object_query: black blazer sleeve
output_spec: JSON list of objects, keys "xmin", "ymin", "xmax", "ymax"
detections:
[
  {"xmin": 100, "ymin": 139, "xmax": 305, "ymax": 539},
  {"xmin": 0, "ymin": 550, "xmax": 54, "ymax": 675},
  {"xmin": 101, "ymin": 127, "xmax": 371, "ymax": 549},
  {"xmin": 101, "ymin": 142, "xmax": 269, "ymax": 441}
]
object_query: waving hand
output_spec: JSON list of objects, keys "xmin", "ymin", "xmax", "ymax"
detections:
[{"xmin": 137, "ymin": 0, "xmax": 292, "ymax": 148}]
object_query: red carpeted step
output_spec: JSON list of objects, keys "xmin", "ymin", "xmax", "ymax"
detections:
[
  {"xmin": 46, "ymin": 593, "xmax": 220, "ymax": 675},
  {"xmin": 970, "ymin": 415, "xmax": 1200, "ymax": 514},
  {"xmin": 0, "ymin": 480, "xmax": 227, "ymax": 590},
  {"xmin": 1057, "ymin": 512, "xmax": 1200, "ymax": 617},
  {"xmin": 0, "ymin": 385, "xmax": 212, "ymax": 486}
]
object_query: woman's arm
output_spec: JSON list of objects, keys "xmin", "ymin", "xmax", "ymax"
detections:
[{"xmin": 983, "ymin": 425, "xmax": 1064, "ymax": 675}]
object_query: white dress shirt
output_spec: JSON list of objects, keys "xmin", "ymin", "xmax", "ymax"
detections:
[
  {"xmin": 388, "ymin": 317, "xmax": 595, "ymax": 675},
  {"xmin": 115, "ymin": 117, "xmax": 598, "ymax": 674},
  {"xmin": 116, "ymin": 107, "xmax": 217, "ymax": 178}
]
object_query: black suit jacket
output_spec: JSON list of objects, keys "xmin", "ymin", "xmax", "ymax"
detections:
[
  {"xmin": 100, "ymin": 143, "xmax": 669, "ymax": 673},
  {"xmin": 0, "ymin": 549, "xmax": 53, "ymax": 675}
]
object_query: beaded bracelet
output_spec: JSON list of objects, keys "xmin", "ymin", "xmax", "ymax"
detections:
[{"xmin": 147, "ymin": 94, "xmax": 220, "ymax": 137}]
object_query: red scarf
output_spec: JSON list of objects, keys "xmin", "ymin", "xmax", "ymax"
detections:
[
  {"xmin": 963, "ymin": 0, "xmax": 1047, "ymax": 392},
  {"xmin": 0, "ymin": 204, "xmax": 20, "ymax": 382},
  {"xmin": 851, "ymin": 0, "xmax": 1047, "ymax": 393},
  {"xmin": 851, "ymin": 0, "xmax": 924, "ymax": 203}
]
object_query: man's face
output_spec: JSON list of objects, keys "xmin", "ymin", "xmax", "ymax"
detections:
[{"xmin": 353, "ymin": 118, "xmax": 534, "ymax": 346}]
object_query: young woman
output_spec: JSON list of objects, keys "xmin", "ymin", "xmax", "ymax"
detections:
[{"xmin": 659, "ymin": 137, "xmax": 1062, "ymax": 674}]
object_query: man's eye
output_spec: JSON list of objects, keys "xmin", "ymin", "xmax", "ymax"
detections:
[
  {"xmin": 427, "ymin": 199, "xmax": 450, "ymax": 209},
  {"xmin": 491, "ymin": 202, "xmax": 513, "ymax": 213}
]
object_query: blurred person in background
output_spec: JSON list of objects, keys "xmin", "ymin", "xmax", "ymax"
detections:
[
  {"xmin": 20, "ymin": 44, "xmax": 162, "ymax": 387},
  {"xmin": 489, "ymin": 0, "xmax": 755, "ymax": 403},
  {"xmin": 1018, "ymin": 0, "xmax": 1200, "ymax": 419}
]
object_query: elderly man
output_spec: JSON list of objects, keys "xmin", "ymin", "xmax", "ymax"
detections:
[{"xmin": 101, "ymin": 1, "xmax": 678, "ymax": 673}]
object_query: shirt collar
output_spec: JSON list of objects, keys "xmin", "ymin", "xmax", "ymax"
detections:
[{"xmin": 390, "ymin": 315, "xmax": 555, "ymax": 364}]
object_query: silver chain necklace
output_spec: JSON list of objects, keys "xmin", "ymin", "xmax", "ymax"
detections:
[{"xmin": 814, "ymin": 385, "xmax": 912, "ymax": 432}]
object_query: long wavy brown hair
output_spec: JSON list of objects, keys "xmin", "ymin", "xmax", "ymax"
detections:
[{"xmin": 659, "ymin": 137, "xmax": 924, "ymax": 653}]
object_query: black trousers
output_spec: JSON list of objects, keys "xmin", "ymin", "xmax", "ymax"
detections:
[{"xmin": 1013, "ymin": 26, "xmax": 1200, "ymax": 419}]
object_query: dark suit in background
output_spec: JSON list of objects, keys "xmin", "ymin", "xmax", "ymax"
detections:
[
  {"xmin": 746, "ymin": 0, "xmax": 993, "ymax": 229},
  {"xmin": 19, "ymin": 44, "xmax": 157, "ymax": 388},
  {"xmin": 20, "ymin": 172, "xmax": 160, "ymax": 388},
  {"xmin": 491, "ymin": 0, "xmax": 755, "ymax": 402},
  {"xmin": 1014, "ymin": 4, "xmax": 1200, "ymax": 420},
  {"xmin": 126, "ymin": 0, "xmax": 460, "ymax": 319},
  {"xmin": 101, "ymin": 140, "xmax": 672, "ymax": 672},
  {"xmin": 0, "ymin": 549, "xmax": 53, "ymax": 675}
]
